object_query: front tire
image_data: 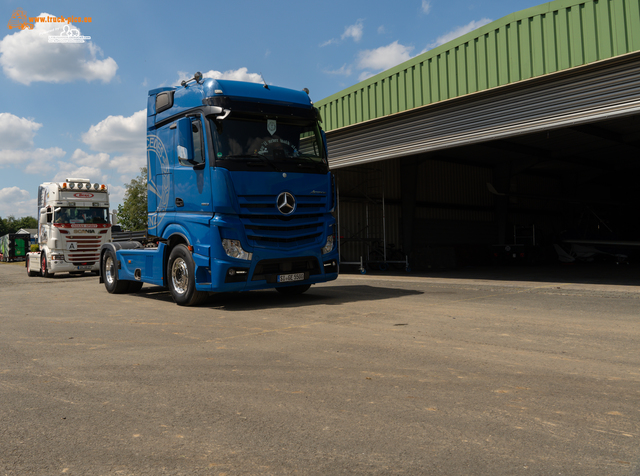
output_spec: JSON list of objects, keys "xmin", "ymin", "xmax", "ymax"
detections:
[
  {"xmin": 276, "ymin": 284, "xmax": 311, "ymax": 295},
  {"xmin": 102, "ymin": 249, "xmax": 130, "ymax": 294},
  {"xmin": 167, "ymin": 244, "xmax": 207, "ymax": 306},
  {"xmin": 41, "ymin": 253, "xmax": 54, "ymax": 278}
]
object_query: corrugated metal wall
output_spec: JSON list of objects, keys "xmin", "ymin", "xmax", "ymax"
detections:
[
  {"xmin": 335, "ymin": 157, "xmax": 567, "ymax": 267},
  {"xmin": 336, "ymin": 161, "xmax": 402, "ymax": 264},
  {"xmin": 325, "ymin": 54, "xmax": 640, "ymax": 168},
  {"xmin": 316, "ymin": 0, "xmax": 640, "ymax": 132},
  {"xmin": 336, "ymin": 158, "xmax": 506, "ymax": 264}
]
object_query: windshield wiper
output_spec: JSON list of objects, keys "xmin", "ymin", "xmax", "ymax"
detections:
[
  {"xmin": 225, "ymin": 154, "xmax": 281, "ymax": 172},
  {"xmin": 293, "ymin": 155, "xmax": 327, "ymax": 170}
]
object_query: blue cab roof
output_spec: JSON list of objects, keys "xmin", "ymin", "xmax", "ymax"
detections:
[{"xmin": 148, "ymin": 78, "xmax": 313, "ymax": 122}]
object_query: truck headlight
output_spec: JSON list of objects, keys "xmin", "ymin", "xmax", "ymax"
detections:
[
  {"xmin": 51, "ymin": 253, "xmax": 64, "ymax": 261},
  {"xmin": 321, "ymin": 234, "xmax": 334, "ymax": 254},
  {"xmin": 222, "ymin": 239, "xmax": 253, "ymax": 261}
]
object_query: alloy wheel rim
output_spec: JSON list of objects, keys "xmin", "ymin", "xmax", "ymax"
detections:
[
  {"xmin": 105, "ymin": 256, "xmax": 115, "ymax": 285},
  {"xmin": 171, "ymin": 258, "xmax": 188, "ymax": 295}
]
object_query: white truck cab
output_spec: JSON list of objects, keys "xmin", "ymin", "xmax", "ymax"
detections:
[{"xmin": 26, "ymin": 178, "xmax": 111, "ymax": 277}]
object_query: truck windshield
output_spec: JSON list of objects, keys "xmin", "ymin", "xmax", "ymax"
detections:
[
  {"xmin": 209, "ymin": 114, "xmax": 328, "ymax": 174},
  {"xmin": 55, "ymin": 207, "xmax": 109, "ymax": 224}
]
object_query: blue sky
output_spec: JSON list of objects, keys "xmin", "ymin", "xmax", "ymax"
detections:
[{"xmin": 0, "ymin": 0, "xmax": 542, "ymax": 218}]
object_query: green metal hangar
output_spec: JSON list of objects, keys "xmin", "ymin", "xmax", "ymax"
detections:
[{"xmin": 316, "ymin": 0, "xmax": 640, "ymax": 272}]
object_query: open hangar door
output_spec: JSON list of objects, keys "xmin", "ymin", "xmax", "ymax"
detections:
[
  {"xmin": 334, "ymin": 113, "xmax": 640, "ymax": 272},
  {"xmin": 330, "ymin": 56, "xmax": 640, "ymax": 272},
  {"xmin": 404, "ymin": 113, "xmax": 640, "ymax": 271}
]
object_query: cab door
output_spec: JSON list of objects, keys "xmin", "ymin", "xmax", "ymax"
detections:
[
  {"xmin": 147, "ymin": 124, "xmax": 174, "ymax": 236},
  {"xmin": 172, "ymin": 115, "xmax": 213, "ymax": 215}
]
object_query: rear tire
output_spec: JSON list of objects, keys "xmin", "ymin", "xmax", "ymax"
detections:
[
  {"xmin": 276, "ymin": 284, "xmax": 311, "ymax": 295},
  {"xmin": 167, "ymin": 244, "xmax": 208, "ymax": 306},
  {"xmin": 102, "ymin": 249, "xmax": 130, "ymax": 294},
  {"xmin": 41, "ymin": 253, "xmax": 54, "ymax": 278}
]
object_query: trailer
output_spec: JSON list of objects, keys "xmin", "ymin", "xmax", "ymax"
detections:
[{"xmin": 0, "ymin": 233, "xmax": 30, "ymax": 262}]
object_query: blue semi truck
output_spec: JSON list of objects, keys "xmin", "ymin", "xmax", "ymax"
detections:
[{"xmin": 100, "ymin": 72, "xmax": 339, "ymax": 305}]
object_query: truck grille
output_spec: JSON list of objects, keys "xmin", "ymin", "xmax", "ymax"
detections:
[
  {"xmin": 64, "ymin": 234, "xmax": 104, "ymax": 265},
  {"xmin": 238, "ymin": 195, "xmax": 326, "ymax": 248}
]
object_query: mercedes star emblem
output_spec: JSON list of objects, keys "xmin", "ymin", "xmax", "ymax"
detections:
[{"xmin": 276, "ymin": 192, "xmax": 296, "ymax": 215}]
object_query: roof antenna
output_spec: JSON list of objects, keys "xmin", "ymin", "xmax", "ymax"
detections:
[{"xmin": 260, "ymin": 73, "xmax": 269, "ymax": 90}]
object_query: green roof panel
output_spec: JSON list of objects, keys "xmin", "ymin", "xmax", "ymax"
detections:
[{"xmin": 316, "ymin": 0, "xmax": 640, "ymax": 132}]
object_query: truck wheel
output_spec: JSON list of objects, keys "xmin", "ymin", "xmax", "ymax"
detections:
[
  {"xmin": 275, "ymin": 284, "xmax": 311, "ymax": 295},
  {"xmin": 102, "ymin": 249, "xmax": 130, "ymax": 294},
  {"xmin": 26, "ymin": 256, "xmax": 38, "ymax": 277},
  {"xmin": 167, "ymin": 244, "xmax": 207, "ymax": 306},
  {"xmin": 41, "ymin": 253, "xmax": 54, "ymax": 278}
]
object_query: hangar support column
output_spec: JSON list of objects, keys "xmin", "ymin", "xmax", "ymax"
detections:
[
  {"xmin": 493, "ymin": 162, "xmax": 511, "ymax": 246},
  {"xmin": 401, "ymin": 156, "xmax": 420, "ymax": 262}
]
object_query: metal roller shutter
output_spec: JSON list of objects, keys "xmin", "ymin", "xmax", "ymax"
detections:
[{"xmin": 326, "ymin": 53, "xmax": 640, "ymax": 169}]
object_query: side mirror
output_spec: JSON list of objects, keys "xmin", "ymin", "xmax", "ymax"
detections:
[
  {"xmin": 176, "ymin": 117, "xmax": 194, "ymax": 166},
  {"xmin": 202, "ymin": 105, "xmax": 223, "ymax": 117},
  {"xmin": 176, "ymin": 116, "xmax": 205, "ymax": 168},
  {"xmin": 46, "ymin": 207, "xmax": 53, "ymax": 223}
]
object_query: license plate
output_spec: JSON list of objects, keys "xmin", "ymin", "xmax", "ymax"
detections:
[
  {"xmin": 277, "ymin": 272, "xmax": 304, "ymax": 283},
  {"xmin": 77, "ymin": 265, "xmax": 92, "ymax": 270}
]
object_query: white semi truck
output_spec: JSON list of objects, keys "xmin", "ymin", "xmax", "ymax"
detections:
[{"xmin": 26, "ymin": 178, "xmax": 111, "ymax": 277}]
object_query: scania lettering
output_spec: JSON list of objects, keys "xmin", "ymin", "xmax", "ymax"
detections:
[
  {"xmin": 99, "ymin": 72, "xmax": 339, "ymax": 305},
  {"xmin": 26, "ymin": 179, "xmax": 111, "ymax": 277}
]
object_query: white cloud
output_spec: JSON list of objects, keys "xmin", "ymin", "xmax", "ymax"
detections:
[
  {"xmin": 358, "ymin": 71, "xmax": 376, "ymax": 82},
  {"xmin": 51, "ymin": 163, "xmax": 109, "ymax": 184},
  {"xmin": 421, "ymin": 1, "xmax": 432, "ymax": 14},
  {"xmin": 107, "ymin": 184, "xmax": 126, "ymax": 206},
  {"xmin": 175, "ymin": 67, "xmax": 263, "ymax": 86},
  {"xmin": 323, "ymin": 64, "xmax": 352, "ymax": 77},
  {"xmin": 0, "ymin": 113, "xmax": 42, "ymax": 149},
  {"xmin": 0, "ymin": 112, "xmax": 65, "ymax": 172},
  {"xmin": 70, "ymin": 149, "xmax": 111, "ymax": 168},
  {"xmin": 320, "ymin": 38, "xmax": 338, "ymax": 47},
  {"xmin": 109, "ymin": 153, "xmax": 146, "ymax": 176},
  {"xmin": 357, "ymin": 41, "xmax": 414, "ymax": 73},
  {"xmin": 323, "ymin": 39, "xmax": 415, "ymax": 81},
  {"xmin": 82, "ymin": 109, "xmax": 145, "ymax": 154},
  {"xmin": 81, "ymin": 109, "xmax": 146, "ymax": 175},
  {"xmin": 0, "ymin": 13, "xmax": 118, "ymax": 85},
  {"xmin": 0, "ymin": 187, "xmax": 35, "ymax": 217},
  {"xmin": 342, "ymin": 20, "xmax": 364, "ymax": 42},
  {"xmin": 321, "ymin": 19, "xmax": 365, "ymax": 47},
  {"xmin": 377, "ymin": 25, "xmax": 386, "ymax": 35},
  {"xmin": 0, "ymin": 146, "xmax": 65, "ymax": 172},
  {"xmin": 425, "ymin": 18, "xmax": 493, "ymax": 50}
]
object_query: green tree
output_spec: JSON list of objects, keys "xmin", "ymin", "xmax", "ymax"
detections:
[
  {"xmin": 17, "ymin": 216, "xmax": 37, "ymax": 230},
  {"xmin": 117, "ymin": 167, "xmax": 148, "ymax": 231},
  {"xmin": 3, "ymin": 215, "xmax": 18, "ymax": 234},
  {"xmin": 0, "ymin": 215, "xmax": 37, "ymax": 234}
]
